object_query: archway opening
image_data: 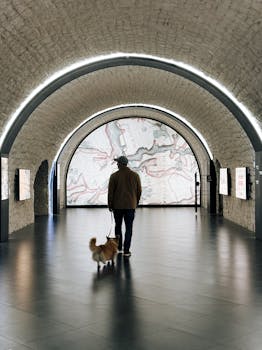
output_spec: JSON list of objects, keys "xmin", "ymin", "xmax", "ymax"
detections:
[
  {"xmin": 34, "ymin": 160, "xmax": 49, "ymax": 216},
  {"xmin": 66, "ymin": 118, "xmax": 201, "ymax": 207}
]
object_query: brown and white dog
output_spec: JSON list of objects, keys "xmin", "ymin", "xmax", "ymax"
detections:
[{"xmin": 89, "ymin": 236, "xmax": 119, "ymax": 269}]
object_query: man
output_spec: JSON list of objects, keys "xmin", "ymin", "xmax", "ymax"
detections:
[{"xmin": 108, "ymin": 156, "xmax": 142, "ymax": 257}]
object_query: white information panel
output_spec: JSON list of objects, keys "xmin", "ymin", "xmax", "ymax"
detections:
[
  {"xmin": 57, "ymin": 164, "xmax": 60, "ymax": 190},
  {"xmin": 235, "ymin": 167, "xmax": 247, "ymax": 200},
  {"xmin": 19, "ymin": 169, "xmax": 31, "ymax": 200},
  {"xmin": 219, "ymin": 168, "xmax": 229, "ymax": 195},
  {"xmin": 1, "ymin": 157, "xmax": 9, "ymax": 200}
]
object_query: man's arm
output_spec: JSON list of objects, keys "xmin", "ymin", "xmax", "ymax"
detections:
[
  {"xmin": 136, "ymin": 174, "xmax": 142, "ymax": 205},
  {"xmin": 108, "ymin": 175, "xmax": 115, "ymax": 211}
]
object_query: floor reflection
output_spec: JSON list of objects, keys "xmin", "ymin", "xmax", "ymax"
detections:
[
  {"xmin": 1, "ymin": 208, "xmax": 262, "ymax": 350},
  {"xmin": 92, "ymin": 254, "xmax": 142, "ymax": 347}
]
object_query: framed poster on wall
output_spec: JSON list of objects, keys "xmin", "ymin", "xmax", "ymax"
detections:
[
  {"xmin": 219, "ymin": 168, "xmax": 229, "ymax": 195},
  {"xmin": 18, "ymin": 169, "xmax": 31, "ymax": 200},
  {"xmin": 57, "ymin": 163, "xmax": 60, "ymax": 190},
  {"xmin": 1, "ymin": 157, "xmax": 9, "ymax": 200},
  {"xmin": 235, "ymin": 167, "xmax": 247, "ymax": 199}
]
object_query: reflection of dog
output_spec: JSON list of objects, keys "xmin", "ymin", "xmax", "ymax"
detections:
[{"xmin": 89, "ymin": 237, "xmax": 119, "ymax": 268}]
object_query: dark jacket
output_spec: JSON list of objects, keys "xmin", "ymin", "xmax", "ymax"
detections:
[{"xmin": 108, "ymin": 166, "xmax": 142, "ymax": 209}]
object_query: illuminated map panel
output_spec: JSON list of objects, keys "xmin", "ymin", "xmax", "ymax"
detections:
[{"xmin": 66, "ymin": 118, "xmax": 200, "ymax": 205}]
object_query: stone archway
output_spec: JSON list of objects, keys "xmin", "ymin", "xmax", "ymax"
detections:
[
  {"xmin": 34, "ymin": 160, "xmax": 49, "ymax": 216},
  {"xmin": 0, "ymin": 55, "xmax": 261, "ymax": 239}
]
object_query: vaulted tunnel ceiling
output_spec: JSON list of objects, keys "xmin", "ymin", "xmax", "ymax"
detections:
[
  {"xmin": 1, "ymin": 0, "xmax": 261, "ymax": 168},
  {"xmin": 9, "ymin": 65, "xmax": 255, "ymax": 168}
]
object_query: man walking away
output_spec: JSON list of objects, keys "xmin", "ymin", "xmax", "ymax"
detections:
[{"xmin": 108, "ymin": 156, "xmax": 142, "ymax": 257}]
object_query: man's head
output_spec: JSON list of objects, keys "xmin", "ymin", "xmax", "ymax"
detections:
[{"xmin": 114, "ymin": 156, "xmax": 128, "ymax": 167}]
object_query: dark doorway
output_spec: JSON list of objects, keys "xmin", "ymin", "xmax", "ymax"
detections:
[
  {"xmin": 209, "ymin": 160, "xmax": 217, "ymax": 214},
  {"xmin": 215, "ymin": 160, "xmax": 223, "ymax": 216},
  {"xmin": 34, "ymin": 160, "xmax": 49, "ymax": 216}
]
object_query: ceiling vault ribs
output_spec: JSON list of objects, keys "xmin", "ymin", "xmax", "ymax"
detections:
[{"xmin": 1, "ymin": 55, "xmax": 261, "ymax": 154}]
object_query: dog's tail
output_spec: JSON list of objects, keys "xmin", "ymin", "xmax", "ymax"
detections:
[{"xmin": 89, "ymin": 237, "xmax": 97, "ymax": 252}]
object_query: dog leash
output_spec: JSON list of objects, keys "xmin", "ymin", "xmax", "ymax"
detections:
[{"xmin": 106, "ymin": 212, "xmax": 115, "ymax": 239}]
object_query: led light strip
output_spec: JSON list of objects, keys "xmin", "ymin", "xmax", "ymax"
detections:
[
  {"xmin": 1, "ymin": 53, "xmax": 261, "ymax": 150},
  {"xmin": 53, "ymin": 103, "xmax": 213, "ymax": 161}
]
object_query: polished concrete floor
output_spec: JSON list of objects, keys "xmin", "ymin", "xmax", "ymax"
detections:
[{"xmin": 0, "ymin": 207, "xmax": 262, "ymax": 349}]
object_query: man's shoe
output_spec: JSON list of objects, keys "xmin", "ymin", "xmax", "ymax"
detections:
[
  {"xmin": 118, "ymin": 250, "xmax": 123, "ymax": 254},
  {"xmin": 123, "ymin": 251, "xmax": 131, "ymax": 257}
]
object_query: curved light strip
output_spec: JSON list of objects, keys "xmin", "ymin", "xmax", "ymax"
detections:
[
  {"xmin": 53, "ymin": 104, "xmax": 213, "ymax": 162},
  {"xmin": 1, "ymin": 52, "xmax": 261, "ymax": 149}
]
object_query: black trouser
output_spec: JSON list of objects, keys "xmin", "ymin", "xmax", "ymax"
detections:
[{"xmin": 113, "ymin": 209, "xmax": 135, "ymax": 252}]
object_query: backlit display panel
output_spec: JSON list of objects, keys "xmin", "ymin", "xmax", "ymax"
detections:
[
  {"xmin": 18, "ymin": 169, "xmax": 30, "ymax": 201},
  {"xmin": 219, "ymin": 168, "xmax": 229, "ymax": 195},
  {"xmin": 66, "ymin": 118, "xmax": 200, "ymax": 205},
  {"xmin": 235, "ymin": 167, "xmax": 247, "ymax": 200}
]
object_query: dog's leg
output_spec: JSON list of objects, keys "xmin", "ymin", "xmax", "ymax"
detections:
[{"xmin": 100, "ymin": 253, "xmax": 106, "ymax": 265}]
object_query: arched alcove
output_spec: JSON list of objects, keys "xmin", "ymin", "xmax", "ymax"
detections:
[{"xmin": 34, "ymin": 160, "xmax": 49, "ymax": 216}]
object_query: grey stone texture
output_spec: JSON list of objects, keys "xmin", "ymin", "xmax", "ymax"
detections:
[{"xmin": 0, "ymin": 0, "xmax": 261, "ymax": 234}]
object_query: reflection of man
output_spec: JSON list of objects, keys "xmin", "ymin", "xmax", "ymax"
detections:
[{"xmin": 108, "ymin": 156, "xmax": 142, "ymax": 257}]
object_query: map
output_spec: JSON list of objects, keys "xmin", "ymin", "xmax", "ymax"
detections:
[{"xmin": 67, "ymin": 118, "xmax": 200, "ymax": 205}]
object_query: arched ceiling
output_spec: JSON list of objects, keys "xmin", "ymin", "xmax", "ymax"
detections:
[
  {"xmin": 1, "ymin": 0, "xmax": 262, "ymax": 164},
  {"xmin": 9, "ymin": 66, "xmax": 254, "ymax": 168}
]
